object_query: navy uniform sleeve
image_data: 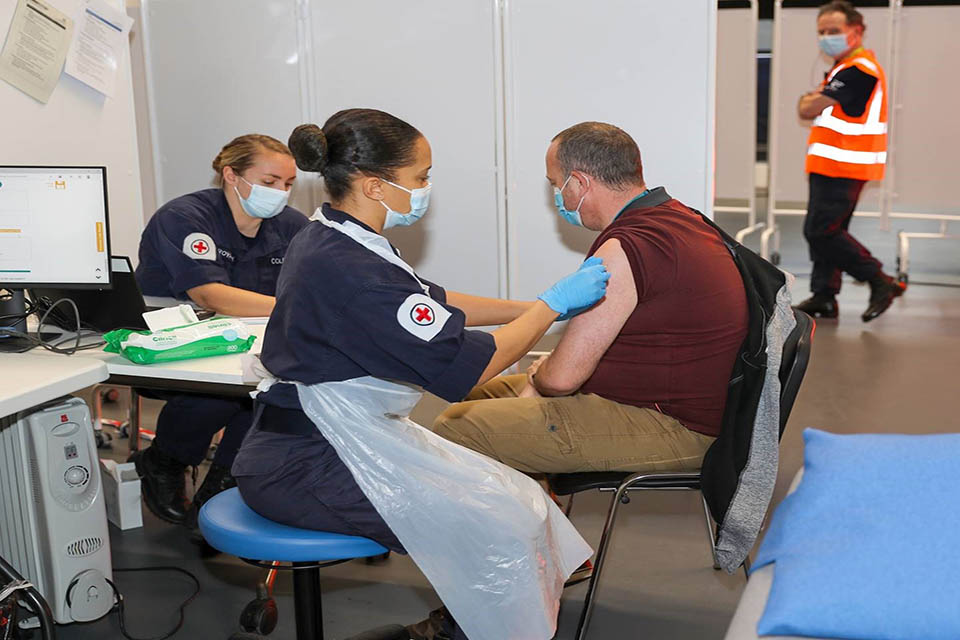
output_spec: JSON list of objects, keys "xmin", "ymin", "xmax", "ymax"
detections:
[
  {"xmin": 334, "ymin": 284, "xmax": 494, "ymax": 402},
  {"xmin": 151, "ymin": 209, "xmax": 231, "ymax": 297},
  {"xmin": 821, "ymin": 66, "xmax": 877, "ymax": 118}
]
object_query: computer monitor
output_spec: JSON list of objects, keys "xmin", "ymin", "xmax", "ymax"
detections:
[
  {"xmin": 0, "ymin": 166, "xmax": 111, "ymax": 348},
  {"xmin": 0, "ymin": 166, "xmax": 111, "ymax": 288}
]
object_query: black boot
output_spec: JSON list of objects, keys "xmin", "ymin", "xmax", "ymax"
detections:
[
  {"xmin": 185, "ymin": 463, "xmax": 237, "ymax": 543},
  {"xmin": 128, "ymin": 445, "xmax": 188, "ymax": 524},
  {"xmin": 406, "ymin": 607, "xmax": 458, "ymax": 640},
  {"xmin": 862, "ymin": 274, "xmax": 906, "ymax": 322},
  {"xmin": 794, "ymin": 294, "xmax": 839, "ymax": 319}
]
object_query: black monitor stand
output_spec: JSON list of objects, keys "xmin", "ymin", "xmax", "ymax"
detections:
[{"xmin": 0, "ymin": 289, "xmax": 59, "ymax": 352}]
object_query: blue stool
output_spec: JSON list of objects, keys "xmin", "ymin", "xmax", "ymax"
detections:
[{"xmin": 199, "ymin": 488, "xmax": 393, "ymax": 640}]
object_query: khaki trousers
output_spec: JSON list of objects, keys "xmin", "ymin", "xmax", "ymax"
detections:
[{"xmin": 432, "ymin": 375, "xmax": 715, "ymax": 474}]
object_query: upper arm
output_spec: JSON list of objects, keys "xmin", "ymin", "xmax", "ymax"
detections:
[
  {"xmin": 798, "ymin": 92, "xmax": 839, "ymax": 120},
  {"xmin": 149, "ymin": 209, "xmax": 230, "ymax": 296},
  {"xmin": 538, "ymin": 239, "xmax": 637, "ymax": 394},
  {"xmin": 336, "ymin": 285, "xmax": 494, "ymax": 401},
  {"xmin": 820, "ymin": 67, "xmax": 878, "ymax": 117}
]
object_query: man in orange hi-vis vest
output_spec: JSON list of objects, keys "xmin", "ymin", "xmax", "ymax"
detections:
[{"xmin": 794, "ymin": 1, "xmax": 905, "ymax": 322}]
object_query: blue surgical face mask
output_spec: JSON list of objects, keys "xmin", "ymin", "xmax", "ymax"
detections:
[
  {"xmin": 381, "ymin": 180, "xmax": 432, "ymax": 229},
  {"xmin": 235, "ymin": 176, "xmax": 290, "ymax": 219},
  {"xmin": 818, "ymin": 33, "xmax": 850, "ymax": 58},
  {"xmin": 553, "ymin": 174, "xmax": 587, "ymax": 227}
]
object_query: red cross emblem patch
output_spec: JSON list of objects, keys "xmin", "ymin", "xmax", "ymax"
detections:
[
  {"xmin": 182, "ymin": 232, "xmax": 217, "ymax": 261},
  {"xmin": 411, "ymin": 303, "xmax": 435, "ymax": 326},
  {"xmin": 397, "ymin": 293, "xmax": 451, "ymax": 341}
]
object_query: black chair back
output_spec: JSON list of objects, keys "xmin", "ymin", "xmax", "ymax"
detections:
[{"xmin": 777, "ymin": 309, "xmax": 815, "ymax": 435}]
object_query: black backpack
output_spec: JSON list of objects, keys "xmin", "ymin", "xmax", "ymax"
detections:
[{"xmin": 694, "ymin": 213, "xmax": 787, "ymax": 526}]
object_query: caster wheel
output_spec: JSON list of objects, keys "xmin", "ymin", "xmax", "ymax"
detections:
[
  {"xmin": 100, "ymin": 388, "xmax": 120, "ymax": 403},
  {"xmin": 239, "ymin": 594, "xmax": 278, "ymax": 636},
  {"xmin": 94, "ymin": 431, "xmax": 113, "ymax": 449},
  {"xmin": 770, "ymin": 252, "xmax": 781, "ymax": 266},
  {"xmin": 897, "ymin": 272, "xmax": 908, "ymax": 285},
  {"xmin": 365, "ymin": 551, "xmax": 391, "ymax": 564}
]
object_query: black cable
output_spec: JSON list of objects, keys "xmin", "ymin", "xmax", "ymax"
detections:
[
  {"xmin": 0, "ymin": 297, "xmax": 105, "ymax": 354},
  {"xmin": 103, "ymin": 567, "xmax": 201, "ymax": 640}
]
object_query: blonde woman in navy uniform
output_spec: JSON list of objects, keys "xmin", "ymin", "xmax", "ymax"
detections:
[{"xmin": 132, "ymin": 134, "xmax": 307, "ymax": 538}]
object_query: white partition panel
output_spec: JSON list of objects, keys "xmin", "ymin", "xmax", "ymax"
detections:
[
  {"xmin": 141, "ymin": 0, "xmax": 305, "ymax": 211},
  {"xmin": 716, "ymin": 1, "xmax": 758, "ymax": 204},
  {"xmin": 307, "ymin": 1, "xmax": 503, "ymax": 297},
  {"xmin": 887, "ymin": 4, "xmax": 960, "ymax": 215},
  {"xmin": 769, "ymin": 2, "xmax": 891, "ymax": 210},
  {"xmin": 1, "ymin": 0, "xmax": 143, "ymax": 261},
  {"xmin": 503, "ymin": 0, "xmax": 717, "ymax": 301},
  {"xmin": 139, "ymin": 1, "xmax": 716, "ymax": 300}
]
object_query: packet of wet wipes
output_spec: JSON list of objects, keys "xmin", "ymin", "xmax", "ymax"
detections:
[{"xmin": 103, "ymin": 318, "xmax": 256, "ymax": 365}]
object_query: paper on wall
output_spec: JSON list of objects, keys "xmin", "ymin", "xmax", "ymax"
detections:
[
  {"xmin": 63, "ymin": 0, "xmax": 132, "ymax": 97},
  {"xmin": 0, "ymin": 0, "xmax": 74, "ymax": 103}
]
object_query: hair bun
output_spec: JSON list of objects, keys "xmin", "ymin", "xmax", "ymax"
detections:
[{"xmin": 288, "ymin": 124, "xmax": 328, "ymax": 173}]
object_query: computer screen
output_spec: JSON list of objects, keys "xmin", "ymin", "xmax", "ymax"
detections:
[{"xmin": 0, "ymin": 166, "xmax": 111, "ymax": 288}]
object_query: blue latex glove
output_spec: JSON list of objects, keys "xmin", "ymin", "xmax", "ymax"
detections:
[
  {"xmin": 538, "ymin": 256, "xmax": 610, "ymax": 316},
  {"xmin": 556, "ymin": 304, "xmax": 590, "ymax": 322}
]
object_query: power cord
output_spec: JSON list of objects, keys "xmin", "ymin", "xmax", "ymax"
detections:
[
  {"xmin": 0, "ymin": 297, "xmax": 105, "ymax": 355},
  {"xmin": 68, "ymin": 567, "xmax": 200, "ymax": 640}
]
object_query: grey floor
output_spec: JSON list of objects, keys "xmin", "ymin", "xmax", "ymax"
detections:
[{"xmin": 54, "ymin": 211, "xmax": 960, "ymax": 640}]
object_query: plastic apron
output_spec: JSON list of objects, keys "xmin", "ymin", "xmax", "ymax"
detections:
[{"xmin": 256, "ymin": 209, "xmax": 593, "ymax": 640}]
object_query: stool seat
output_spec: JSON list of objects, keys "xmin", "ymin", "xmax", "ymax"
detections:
[{"xmin": 199, "ymin": 488, "xmax": 388, "ymax": 562}]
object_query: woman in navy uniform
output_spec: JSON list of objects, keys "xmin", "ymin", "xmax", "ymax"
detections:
[
  {"xmin": 231, "ymin": 111, "xmax": 609, "ymax": 639},
  {"xmin": 132, "ymin": 134, "xmax": 307, "ymax": 534}
]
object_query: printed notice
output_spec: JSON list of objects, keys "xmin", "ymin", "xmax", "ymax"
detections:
[
  {"xmin": 0, "ymin": 0, "xmax": 74, "ymax": 103},
  {"xmin": 63, "ymin": 0, "xmax": 133, "ymax": 97}
]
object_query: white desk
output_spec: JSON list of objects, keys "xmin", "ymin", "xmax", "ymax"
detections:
[
  {"xmin": 19, "ymin": 322, "xmax": 265, "ymax": 451},
  {"xmin": 0, "ymin": 354, "xmax": 108, "ymax": 419},
  {"xmin": 29, "ymin": 323, "xmax": 265, "ymax": 395}
]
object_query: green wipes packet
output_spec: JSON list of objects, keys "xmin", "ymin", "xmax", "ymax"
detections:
[{"xmin": 103, "ymin": 318, "xmax": 256, "ymax": 365}]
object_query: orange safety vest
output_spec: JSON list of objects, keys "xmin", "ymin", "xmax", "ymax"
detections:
[{"xmin": 806, "ymin": 49, "xmax": 888, "ymax": 182}]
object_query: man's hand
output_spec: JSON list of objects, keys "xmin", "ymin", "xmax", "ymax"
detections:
[
  {"xmin": 797, "ymin": 91, "xmax": 839, "ymax": 120},
  {"xmin": 526, "ymin": 354, "xmax": 547, "ymax": 377},
  {"xmin": 518, "ymin": 380, "xmax": 543, "ymax": 398},
  {"xmin": 520, "ymin": 355, "xmax": 548, "ymax": 398}
]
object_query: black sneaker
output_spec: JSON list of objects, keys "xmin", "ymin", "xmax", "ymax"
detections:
[
  {"xmin": 186, "ymin": 463, "xmax": 237, "ymax": 544},
  {"xmin": 128, "ymin": 445, "xmax": 189, "ymax": 524},
  {"xmin": 794, "ymin": 294, "xmax": 839, "ymax": 319},
  {"xmin": 342, "ymin": 625, "xmax": 411, "ymax": 640},
  {"xmin": 406, "ymin": 607, "xmax": 456, "ymax": 640},
  {"xmin": 862, "ymin": 275, "xmax": 906, "ymax": 322}
]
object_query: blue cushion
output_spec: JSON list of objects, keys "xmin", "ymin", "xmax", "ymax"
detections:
[
  {"xmin": 753, "ymin": 428, "xmax": 960, "ymax": 640},
  {"xmin": 198, "ymin": 488, "xmax": 388, "ymax": 562}
]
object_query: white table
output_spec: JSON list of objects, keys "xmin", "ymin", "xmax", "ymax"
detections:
[
  {"xmin": 0, "ymin": 354, "xmax": 108, "ymax": 419},
  {"xmin": 29, "ymin": 323, "xmax": 265, "ymax": 395},
  {"xmin": 18, "ymin": 322, "xmax": 266, "ymax": 451}
]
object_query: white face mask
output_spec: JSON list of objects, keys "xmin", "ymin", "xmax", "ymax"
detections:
[
  {"xmin": 235, "ymin": 176, "xmax": 290, "ymax": 219},
  {"xmin": 380, "ymin": 180, "xmax": 432, "ymax": 229}
]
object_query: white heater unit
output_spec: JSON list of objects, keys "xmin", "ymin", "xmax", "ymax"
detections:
[{"xmin": 0, "ymin": 397, "xmax": 113, "ymax": 624}]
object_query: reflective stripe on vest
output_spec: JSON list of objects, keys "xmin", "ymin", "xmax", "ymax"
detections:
[{"xmin": 806, "ymin": 51, "xmax": 887, "ymax": 181}]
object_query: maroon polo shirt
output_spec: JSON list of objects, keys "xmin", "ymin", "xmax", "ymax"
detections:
[{"xmin": 578, "ymin": 188, "xmax": 748, "ymax": 437}]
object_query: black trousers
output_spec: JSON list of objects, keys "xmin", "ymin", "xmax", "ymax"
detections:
[
  {"xmin": 152, "ymin": 393, "xmax": 253, "ymax": 467},
  {"xmin": 804, "ymin": 172, "xmax": 883, "ymax": 295}
]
